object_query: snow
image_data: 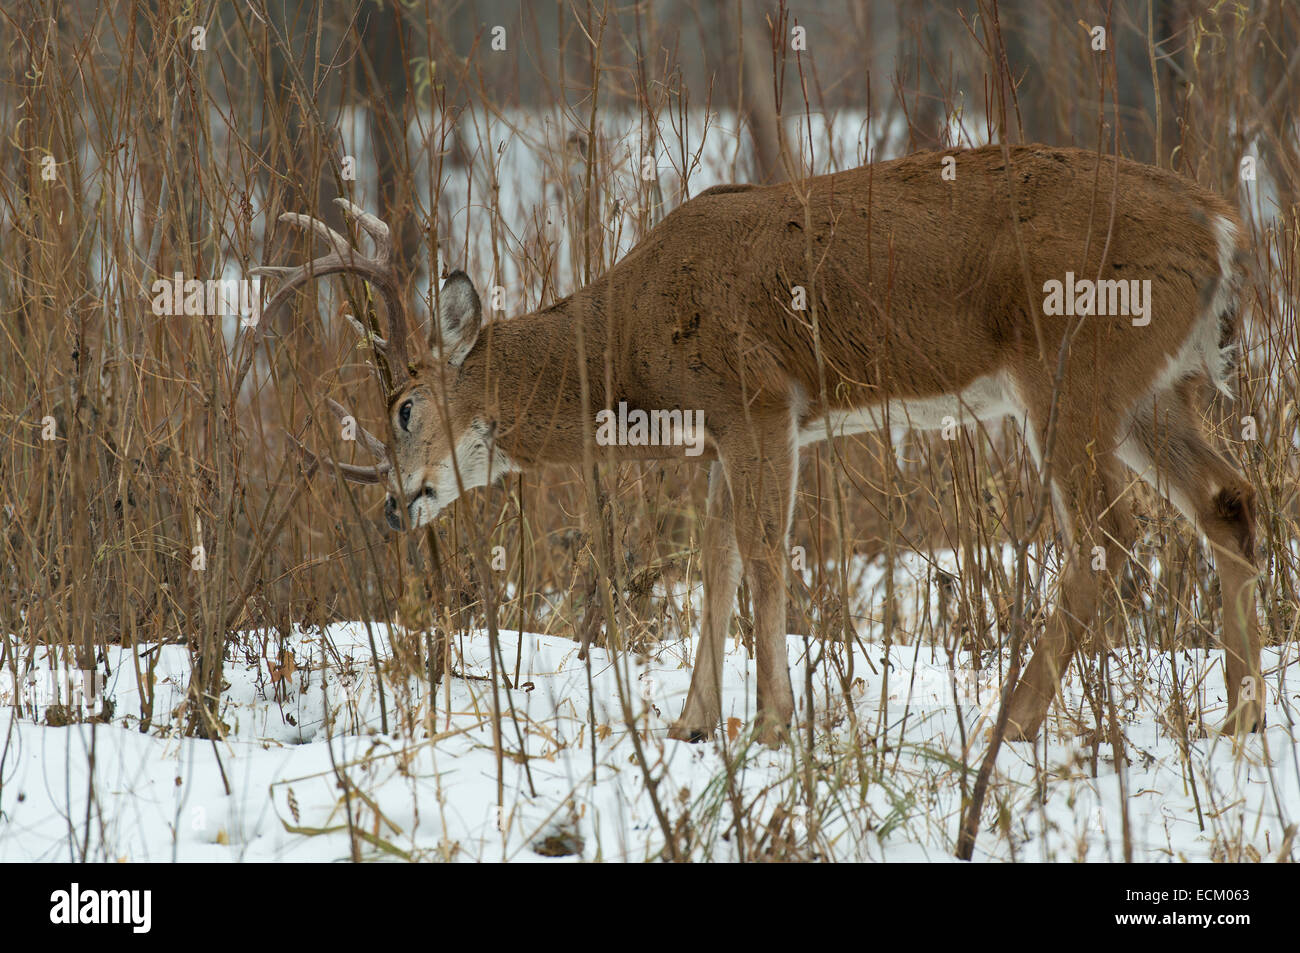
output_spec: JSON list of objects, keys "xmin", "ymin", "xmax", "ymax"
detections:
[{"xmin": 3, "ymin": 559, "xmax": 1296, "ymax": 862}]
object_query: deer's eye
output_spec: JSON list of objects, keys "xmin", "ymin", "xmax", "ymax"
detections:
[{"xmin": 398, "ymin": 400, "xmax": 413, "ymax": 431}]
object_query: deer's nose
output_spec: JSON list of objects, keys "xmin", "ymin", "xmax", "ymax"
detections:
[{"xmin": 383, "ymin": 495, "xmax": 404, "ymax": 531}]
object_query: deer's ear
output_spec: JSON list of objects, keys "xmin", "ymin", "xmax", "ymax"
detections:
[{"xmin": 434, "ymin": 270, "xmax": 482, "ymax": 366}]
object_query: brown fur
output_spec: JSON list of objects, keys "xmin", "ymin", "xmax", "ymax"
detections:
[
  {"xmin": 402, "ymin": 146, "xmax": 1245, "ymax": 468},
  {"xmin": 283, "ymin": 144, "xmax": 1263, "ymax": 745},
  {"xmin": 1211, "ymin": 485, "xmax": 1257, "ymax": 557}
]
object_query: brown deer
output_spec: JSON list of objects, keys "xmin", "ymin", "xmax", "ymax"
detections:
[{"xmin": 256, "ymin": 144, "xmax": 1261, "ymax": 747}]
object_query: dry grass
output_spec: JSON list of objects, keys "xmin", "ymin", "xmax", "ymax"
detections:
[{"xmin": 1, "ymin": 0, "xmax": 1298, "ymax": 861}]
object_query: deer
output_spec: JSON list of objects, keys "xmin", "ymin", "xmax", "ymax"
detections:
[{"xmin": 255, "ymin": 144, "xmax": 1261, "ymax": 748}]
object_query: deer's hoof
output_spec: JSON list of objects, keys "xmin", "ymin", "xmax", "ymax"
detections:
[
  {"xmin": 1002, "ymin": 709, "xmax": 1044, "ymax": 743},
  {"xmin": 667, "ymin": 722, "xmax": 712, "ymax": 743},
  {"xmin": 1002, "ymin": 688, "xmax": 1048, "ymax": 743},
  {"xmin": 1223, "ymin": 705, "xmax": 1265, "ymax": 736},
  {"xmin": 754, "ymin": 716, "xmax": 792, "ymax": 749}
]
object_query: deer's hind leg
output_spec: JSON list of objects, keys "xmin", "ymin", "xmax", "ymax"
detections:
[{"xmin": 1120, "ymin": 380, "xmax": 1262, "ymax": 734}]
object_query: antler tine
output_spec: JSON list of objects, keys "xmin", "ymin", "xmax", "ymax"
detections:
[
  {"xmin": 332, "ymin": 198, "xmax": 407, "ymax": 379},
  {"xmin": 254, "ymin": 202, "xmax": 411, "ymax": 383},
  {"xmin": 278, "ymin": 212, "xmax": 352, "ymax": 255},
  {"xmin": 344, "ymin": 313, "xmax": 389, "ymax": 355},
  {"xmin": 324, "ymin": 397, "xmax": 389, "ymax": 460},
  {"xmin": 334, "ymin": 198, "xmax": 393, "ymax": 257},
  {"xmin": 285, "ymin": 431, "xmax": 390, "ymax": 485}
]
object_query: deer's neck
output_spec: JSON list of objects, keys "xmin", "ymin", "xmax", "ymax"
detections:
[{"xmin": 459, "ymin": 295, "xmax": 615, "ymax": 467}]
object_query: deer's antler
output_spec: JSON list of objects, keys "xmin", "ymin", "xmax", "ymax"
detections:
[
  {"xmin": 253, "ymin": 197, "xmax": 411, "ymax": 383},
  {"xmin": 286, "ymin": 397, "xmax": 391, "ymax": 485},
  {"xmin": 254, "ymin": 199, "xmax": 407, "ymax": 485}
]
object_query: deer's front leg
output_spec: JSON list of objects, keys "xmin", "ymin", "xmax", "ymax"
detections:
[
  {"xmin": 746, "ymin": 541, "xmax": 795, "ymax": 747},
  {"xmin": 669, "ymin": 462, "xmax": 740, "ymax": 742},
  {"xmin": 726, "ymin": 421, "xmax": 798, "ymax": 748}
]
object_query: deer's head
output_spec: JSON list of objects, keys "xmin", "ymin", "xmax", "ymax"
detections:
[
  {"xmin": 380, "ymin": 270, "xmax": 520, "ymax": 531},
  {"xmin": 256, "ymin": 200, "xmax": 512, "ymax": 533}
]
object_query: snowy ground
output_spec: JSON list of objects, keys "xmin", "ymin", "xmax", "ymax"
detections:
[{"xmin": 2, "ymin": 554, "xmax": 1297, "ymax": 862}]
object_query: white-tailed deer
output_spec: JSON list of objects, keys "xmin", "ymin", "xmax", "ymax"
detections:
[{"xmin": 258, "ymin": 145, "xmax": 1261, "ymax": 747}]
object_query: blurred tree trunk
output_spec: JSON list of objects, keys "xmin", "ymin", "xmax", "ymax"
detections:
[
  {"xmin": 1149, "ymin": 0, "xmax": 1189, "ymax": 169},
  {"xmin": 998, "ymin": 0, "xmax": 1186, "ymax": 165},
  {"xmin": 267, "ymin": 5, "xmax": 334, "ymax": 229},
  {"xmin": 357, "ymin": 4, "xmax": 421, "ymax": 287},
  {"xmin": 894, "ymin": 1, "xmax": 947, "ymax": 150},
  {"xmin": 739, "ymin": 5, "xmax": 785, "ymax": 183}
]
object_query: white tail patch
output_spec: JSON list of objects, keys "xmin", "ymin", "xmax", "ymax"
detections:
[{"xmin": 1146, "ymin": 214, "xmax": 1242, "ymax": 400}]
